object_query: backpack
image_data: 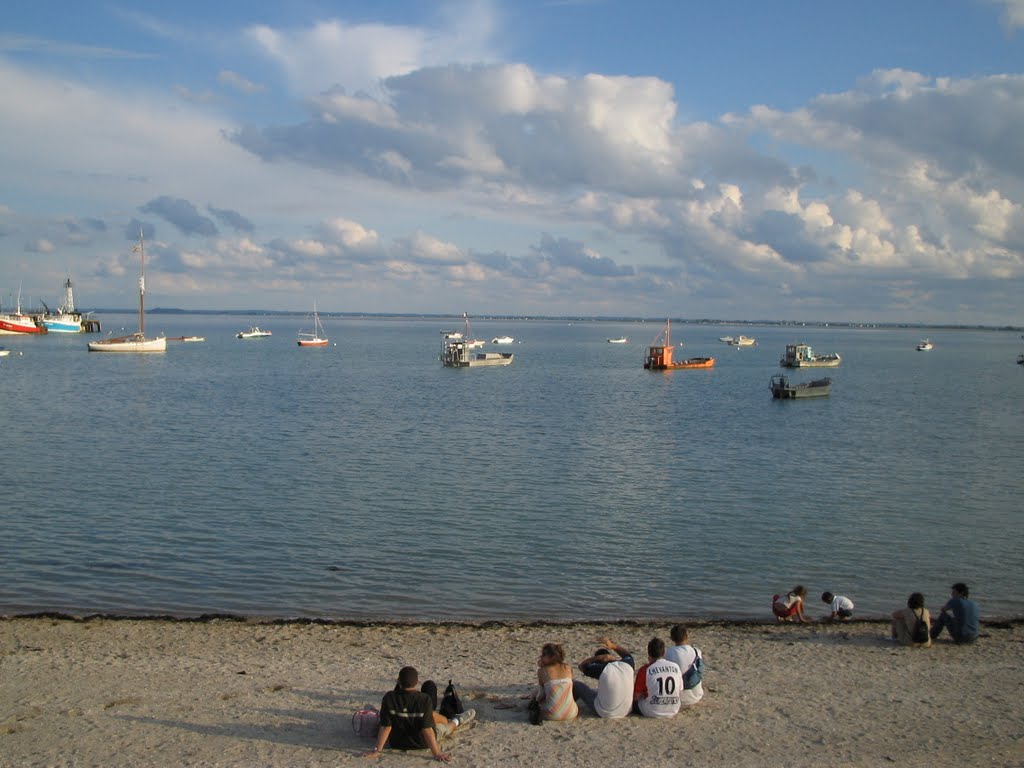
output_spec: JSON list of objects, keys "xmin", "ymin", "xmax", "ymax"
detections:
[
  {"xmin": 911, "ymin": 610, "xmax": 930, "ymax": 644},
  {"xmin": 351, "ymin": 706, "xmax": 380, "ymax": 738},
  {"xmin": 439, "ymin": 680, "xmax": 462, "ymax": 719},
  {"xmin": 682, "ymin": 651, "xmax": 704, "ymax": 690}
]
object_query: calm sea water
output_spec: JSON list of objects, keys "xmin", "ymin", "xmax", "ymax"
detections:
[{"xmin": 1, "ymin": 315, "xmax": 1022, "ymax": 621}]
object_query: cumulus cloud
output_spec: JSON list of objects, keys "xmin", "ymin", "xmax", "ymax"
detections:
[
  {"xmin": 991, "ymin": 0, "xmax": 1024, "ymax": 29},
  {"xmin": 26, "ymin": 238, "xmax": 55, "ymax": 253},
  {"xmin": 233, "ymin": 63, "xmax": 690, "ymax": 196},
  {"xmin": 140, "ymin": 197, "xmax": 218, "ymax": 237},
  {"xmin": 207, "ymin": 205, "xmax": 254, "ymax": 233},
  {"xmin": 218, "ymin": 70, "xmax": 265, "ymax": 94},
  {"xmin": 245, "ymin": 0, "xmax": 498, "ymax": 99}
]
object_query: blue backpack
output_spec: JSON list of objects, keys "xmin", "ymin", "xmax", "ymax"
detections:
[{"xmin": 682, "ymin": 652, "xmax": 704, "ymax": 690}]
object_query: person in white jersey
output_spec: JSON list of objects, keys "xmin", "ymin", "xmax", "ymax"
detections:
[
  {"xmin": 632, "ymin": 637, "xmax": 682, "ymax": 717},
  {"xmin": 664, "ymin": 624, "xmax": 705, "ymax": 707},
  {"xmin": 572, "ymin": 637, "xmax": 636, "ymax": 718}
]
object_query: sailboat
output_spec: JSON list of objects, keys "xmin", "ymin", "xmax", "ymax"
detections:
[
  {"xmin": 297, "ymin": 304, "xmax": 329, "ymax": 347},
  {"xmin": 87, "ymin": 232, "xmax": 166, "ymax": 352}
]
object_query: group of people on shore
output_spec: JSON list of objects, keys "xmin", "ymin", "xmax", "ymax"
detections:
[
  {"xmin": 364, "ymin": 585, "xmax": 981, "ymax": 761},
  {"xmin": 529, "ymin": 625, "xmax": 704, "ymax": 724},
  {"xmin": 362, "ymin": 625, "xmax": 704, "ymax": 762},
  {"xmin": 772, "ymin": 582, "xmax": 981, "ymax": 647}
]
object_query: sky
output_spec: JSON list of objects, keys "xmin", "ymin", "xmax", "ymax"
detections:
[{"xmin": 2, "ymin": 0, "xmax": 1024, "ymax": 324}]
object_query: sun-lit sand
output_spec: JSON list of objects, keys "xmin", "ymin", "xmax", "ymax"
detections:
[{"xmin": 1, "ymin": 616, "xmax": 1021, "ymax": 767}]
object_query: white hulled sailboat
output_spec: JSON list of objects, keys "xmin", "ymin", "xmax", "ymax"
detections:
[{"xmin": 88, "ymin": 232, "xmax": 166, "ymax": 353}]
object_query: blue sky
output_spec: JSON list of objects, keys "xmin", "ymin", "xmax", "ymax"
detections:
[{"xmin": 2, "ymin": 0, "xmax": 1024, "ymax": 323}]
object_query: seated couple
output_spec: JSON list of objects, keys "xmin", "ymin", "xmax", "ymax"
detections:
[
  {"xmin": 567, "ymin": 628, "xmax": 704, "ymax": 720},
  {"xmin": 363, "ymin": 666, "xmax": 476, "ymax": 763}
]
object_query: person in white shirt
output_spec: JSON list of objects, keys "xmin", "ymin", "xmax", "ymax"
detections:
[
  {"xmin": 664, "ymin": 625, "xmax": 705, "ymax": 707},
  {"xmin": 633, "ymin": 637, "xmax": 682, "ymax": 718},
  {"xmin": 822, "ymin": 591, "xmax": 855, "ymax": 620},
  {"xmin": 572, "ymin": 637, "xmax": 635, "ymax": 718}
]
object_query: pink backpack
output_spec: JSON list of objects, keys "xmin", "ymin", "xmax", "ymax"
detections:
[{"xmin": 352, "ymin": 707, "xmax": 380, "ymax": 738}]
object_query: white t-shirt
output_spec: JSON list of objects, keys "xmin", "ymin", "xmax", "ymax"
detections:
[
  {"xmin": 831, "ymin": 595, "xmax": 854, "ymax": 613},
  {"xmin": 665, "ymin": 644, "xmax": 704, "ymax": 706},
  {"xmin": 638, "ymin": 659, "xmax": 682, "ymax": 718},
  {"xmin": 594, "ymin": 660, "xmax": 634, "ymax": 719}
]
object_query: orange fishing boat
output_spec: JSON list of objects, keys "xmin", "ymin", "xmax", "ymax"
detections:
[{"xmin": 643, "ymin": 319, "xmax": 715, "ymax": 370}]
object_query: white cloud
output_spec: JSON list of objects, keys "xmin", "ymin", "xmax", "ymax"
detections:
[
  {"xmin": 218, "ymin": 70, "xmax": 265, "ymax": 94},
  {"xmin": 246, "ymin": 0, "xmax": 499, "ymax": 99},
  {"xmin": 991, "ymin": 0, "xmax": 1024, "ymax": 29},
  {"xmin": 26, "ymin": 238, "xmax": 55, "ymax": 253}
]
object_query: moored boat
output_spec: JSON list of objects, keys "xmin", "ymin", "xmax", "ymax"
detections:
[
  {"xmin": 769, "ymin": 374, "xmax": 832, "ymax": 399},
  {"xmin": 491, "ymin": 335, "xmax": 515, "ymax": 344},
  {"xmin": 87, "ymin": 232, "xmax": 166, "ymax": 353},
  {"xmin": 297, "ymin": 304, "xmax": 329, "ymax": 347},
  {"xmin": 41, "ymin": 279, "xmax": 84, "ymax": 333},
  {"xmin": 0, "ymin": 286, "xmax": 46, "ymax": 334},
  {"xmin": 607, "ymin": 337, "xmax": 628, "ymax": 344},
  {"xmin": 237, "ymin": 327, "xmax": 272, "ymax": 339},
  {"xmin": 643, "ymin": 319, "xmax": 715, "ymax": 370},
  {"xmin": 442, "ymin": 337, "xmax": 513, "ymax": 367},
  {"xmin": 0, "ymin": 311, "xmax": 45, "ymax": 334},
  {"xmin": 168, "ymin": 336, "xmax": 205, "ymax": 342},
  {"xmin": 728, "ymin": 335, "xmax": 756, "ymax": 346},
  {"xmin": 780, "ymin": 343, "xmax": 841, "ymax": 368}
]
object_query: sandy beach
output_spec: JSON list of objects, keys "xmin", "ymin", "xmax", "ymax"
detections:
[{"xmin": 1, "ymin": 616, "xmax": 1021, "ymax": 767}]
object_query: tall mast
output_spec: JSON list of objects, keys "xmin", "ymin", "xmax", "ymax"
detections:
[{"xmin": 132, "ymin": 230, "xmax": 145, "ymax": 335}]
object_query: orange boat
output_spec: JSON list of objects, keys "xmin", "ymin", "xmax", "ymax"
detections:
[{"xmin": 643, "ymin": 319, "xmax": 715, "ymax": 370}]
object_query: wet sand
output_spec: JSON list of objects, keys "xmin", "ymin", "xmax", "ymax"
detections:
[{"xmin": 1, "ymin": 616, "xmax": 1021, "ymax": 767}]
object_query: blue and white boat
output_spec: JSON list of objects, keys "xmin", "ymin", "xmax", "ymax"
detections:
[{"xmin": 41, "ymin": 278, "xmax": 84, "ymax": 333}]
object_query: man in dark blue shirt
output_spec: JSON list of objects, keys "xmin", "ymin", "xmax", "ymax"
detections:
[{"xmin": 931, "ymin": 582, "xmax": 980, "ymax": 644}]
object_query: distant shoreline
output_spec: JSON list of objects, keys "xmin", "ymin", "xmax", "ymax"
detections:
[{"xmin": 71, "ymin": 308, "xmax": 1024, "ymax": 333}]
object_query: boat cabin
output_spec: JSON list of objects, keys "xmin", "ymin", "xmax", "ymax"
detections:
[{"xmin": 644, "ymin": 342, "xmax": 675, "ymax": 369}]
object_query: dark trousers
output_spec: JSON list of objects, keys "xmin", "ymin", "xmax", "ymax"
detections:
[{"xmin": 931, "ymin": 612, "xmax": 974, "ymax": 643}]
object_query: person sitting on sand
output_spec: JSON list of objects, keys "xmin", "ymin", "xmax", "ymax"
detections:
[
  {"xmin": 821, "ymin": 591, "xmax": 855, "ymax": 621},
  {"xmin": 772, "ymin": 586, "xmax": 808, "ymax": 622},
  {"xmin": 529, "ymin": 643, "xmax": 578, "ymax": 721},
  {"xmin": 931, "ymin": 582, "xmax": 980, "ymax": 644},
  {"xmin": 572, "ymin": 637, "xmax": 636, "ymax": 718},
  {"xmin": 664, "ymin": 625, "xmax": 705, "ymax": 706},
  {"xmin": 891, "ymin": 592, "xmax": 932, "ymax": 647},
  {"xmin": 364, "ymin": 666, "xmax": 475, "ymax": 762},
  {"xmin": 633, "ymin": 637, "xmax": 682, "ymax": 718}
]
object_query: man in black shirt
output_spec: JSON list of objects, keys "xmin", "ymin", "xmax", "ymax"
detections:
[{"xmin": 363, "ymin": 666, "xmax": 474, "ymax": 762}]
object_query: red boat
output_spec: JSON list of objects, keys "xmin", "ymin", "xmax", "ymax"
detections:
[{"xmin": 0, "ymin": 311, "xmax": 46, "ymax": 334}]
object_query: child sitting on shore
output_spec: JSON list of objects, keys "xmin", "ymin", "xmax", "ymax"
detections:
[
  {"xmin": 821, "ymin": 592, "xmax": 855, "ymax": 620},
  {"xmin": 772, "ymin": 586, "xmax": 808, "ymax": 622}
]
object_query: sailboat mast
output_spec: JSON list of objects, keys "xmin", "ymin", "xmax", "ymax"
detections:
[{"xmin": 133, "ymin": 231, "xmax": 145, "ymax": 335}]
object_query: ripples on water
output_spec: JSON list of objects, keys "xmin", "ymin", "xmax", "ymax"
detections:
[{"xmin": 1, "ymin": 317, "xmax": 1022, "ymax": 620}]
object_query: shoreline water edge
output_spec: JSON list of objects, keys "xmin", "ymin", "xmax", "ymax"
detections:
[{"xmin": 2, "ymin": 615, "xmax": 1022, "ymax": 767}]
